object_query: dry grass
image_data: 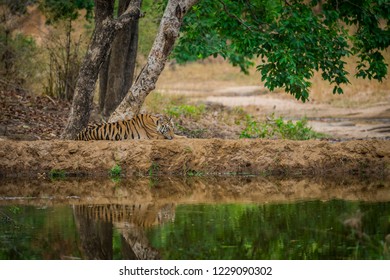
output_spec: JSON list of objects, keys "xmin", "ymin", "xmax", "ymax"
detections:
[
  {"xmin": 156, "ymin": 58, "xmax": 260, "ymax": 94},
  {"xmin": 156, "ymin": 52, "xmax": 390, "ymax": 108},
  {"xmin": 310, "ymin": 50, "xmax": 390, "ymax": 107},
  {"xmin": 16, "ymin": 7, "xmax": 389, "ymax": 109}
]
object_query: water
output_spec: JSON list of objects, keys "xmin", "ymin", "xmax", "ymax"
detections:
[{"xmin": 1, "ymin": 176, "xmax": 389, "ymax": 260}]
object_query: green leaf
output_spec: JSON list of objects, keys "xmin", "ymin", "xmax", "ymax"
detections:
[{"xmin": 174, "ymin": 0, "xmax": 389, "ymax": 102}]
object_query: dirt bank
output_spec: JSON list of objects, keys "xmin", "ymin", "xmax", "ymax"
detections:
[
  {"xmin": 0, "ymin": 139, "xmax": 389, "ymax": 177},
  {"xmin": 1, "ymin": 176, "xmax": 389, "ymax": 206}
]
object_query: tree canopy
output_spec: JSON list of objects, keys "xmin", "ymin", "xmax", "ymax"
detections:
[
  {"xmin": 174, "ymin": 0, "xmax": 389, "ymax": 101},
  {"xmin": 60, "ymin": 0, "xmax": 389, "ymax": 138},
  {"xmin": 38, "ymin": 0, "xmax": 94, "ymax": 24}
]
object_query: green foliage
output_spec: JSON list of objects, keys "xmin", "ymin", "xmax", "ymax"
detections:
[
  {"xmin": 1, "ymin": 195, "xmax": 389, "ymax": 260},
  {"xmin": 186, "ymin": 170, "xmax": 204, "ymax": 177},
  {"xmin": 144, "ymin": 92, "xmax": 188, "ymax": 113},
  {"xmin": 322, "ymin": 0, "xmax": 390, "ymax": 82},
  {"xmin": 39, "ymin": 0, "xmax": 162, "ymax": 58},
  {"xmin": 0, "ymin": 32, "xmax": 42, "ymax": 91},
  {"xmin": 144, "ymin": 92, "xmax": 208, "ymax": 138},
  {"xmin": 175, "ymin": 123, "xmax": 207, "ymax": 138},
  {"xmin": 174, "ymin": 0, "xmax": 390, "ymax": 102},
  {"xmin": 8, "ymin": 206, "xmax": 21, "ymax": 215},
  {"xmin": 0, "ymin": 0, "xmax": 37, "ymax": 78},
  {"xmin": 39, "ymin": 0, "xmax": 94, "ymax": 24},
  {"xmin": 138, "ymin": 0, "xmax": 165, "ymax": 58},
  {"xmin": 39, "ymin": 0, "xmax": 93, "ymax": 101},
  {"xmin": 110, "ymin": 164, "xmax": 122, "ymax": 184},
  {"xmin": 148, "ymin": 162, "xmax": 160, "ymax": 176},
  {"xmin": 48, "ymin": 169, "xmax": 66, "ymax": 179},
  {"xmin": 0, "ymin": 205, "xmax": 83, "ymax": 260},
  {"xmin": 148, "ymin": 162, "xmax": 160, "ymax": 187},
  {"xmin": 240, "ymin": 114, "xmax": 326, "ymax": 140},
  {"xmin": 165, "ymin": 104, "xmax": 206, "ymax": 119},
  {"xmin": 0, "ymin": 0, "xmax": 38, "ymax": 15},
  {"xmin": 147, "ymin": 200, "xmax": 390, "ymax": 260},
  {"xmin": 109, "ymin": 164, "xmax": 122, "ymax": 178}
]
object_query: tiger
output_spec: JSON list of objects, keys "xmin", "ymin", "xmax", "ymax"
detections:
[{"xmin": 75, "ymin": 114, "xmax": 176, "ymax": 141}]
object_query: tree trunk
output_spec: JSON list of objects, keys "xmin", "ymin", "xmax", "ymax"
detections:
[
  {"xmin": 99, "ymin": 0, "xmax": 139, "ymax": 119},
  {"xmin": 108, "ymin": 0, "xmax": 200, "ymax": 122},
  {"xmin": 98, "ymin": 52, "xmax": 110, "ymax": 112},
  {"xmin": 61, "ymin": 0, "xmax": 141, "ymax": 139},
  {"xmin": 97, "ymin": 0, "xmax": 115, "ymax": 113},
  {"xmin": 64, "ymin": 17, "xmax": 72, "ymax": 101}
]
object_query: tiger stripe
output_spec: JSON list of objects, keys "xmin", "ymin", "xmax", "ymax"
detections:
[{"xmin": 75, "ymin": 114, "xmax": 175, "ymax": 141}]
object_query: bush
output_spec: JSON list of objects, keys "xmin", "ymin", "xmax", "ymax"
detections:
[
  {"xmin": 43, "ymin": 23, "xmax": 89, "ymax": 101},
  {"xmin": 165, "ymin": 104, "xmax": 206, "ymax": 119},
  {"xmin": 49, "ymin": 169, "xmax": 66, "ymax": 179},
  {"xmin": 110, "ymin": 164, "xmax": 122, "ymax": 177},
  {"xmin": 0, "ymin": 31, "xmax": 42, "ymax": 91},
  {"xmin": 240, "ymin": 114, "xmax": 326, "ymax": 140}
]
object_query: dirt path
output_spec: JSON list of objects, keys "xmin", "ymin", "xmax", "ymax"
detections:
[
  {"xmin": 0, "ymin": 139, "xmax": 389, "ymax": 178},
  {"xmin": 1, "ymin": 68, "xmax": 389, "ymax": 181},
  {"xmin": 185, "ymin": 86, "xmax": 390, "ymax": 139},
  {"xmin": 2, "ymin": 84, "xmax": 389, "ymax": 140},
  {"xmin": 155, "ymin": 59, "xmax": 390, "ymax": 140}
]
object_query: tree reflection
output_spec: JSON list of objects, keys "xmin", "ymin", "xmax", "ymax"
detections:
[
  {"xmin": 1, "ymin": 175, "xmax": 390, "ymax": 260},
  {"xmin": 145, "ymin": 201, "xmax": 390, "ymax": 260},
  {"xmin": 73, "ymin": 203, "xmax": 175, "ymax": 259}
]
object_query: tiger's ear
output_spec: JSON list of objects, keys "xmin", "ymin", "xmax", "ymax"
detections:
[{"xmin": 157, "ymin": 114, "xmax": 165, "ymax": 123}]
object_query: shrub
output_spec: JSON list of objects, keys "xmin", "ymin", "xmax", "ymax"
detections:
[
  {"xmin": 49, "ymin": 169, "xmax": 66, "ymax": 179},
  {"xmin": 0, "ymin": 32, "xmax": 42, "ymax": 91},
  {"xmin": 109, "ymin": 164, "xmax": 122, "ymax": 177},
  {"xmin": 240, "ymin": 114, "xmax": 326, "ymax": 140},
  {"xmin": 165, "ymin": 104, "xmax": 206, "ymax": 119}
]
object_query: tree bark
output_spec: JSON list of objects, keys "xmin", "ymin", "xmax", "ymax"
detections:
[
  {"xmin": 108, "ymin": 0, "xmax": 200, "ymax": 122},
  {"xmin": 100, "ymin": 0, "xmax": 139, "ymax": 119},
  {"xmin": 97, "ymin": 0, "xmax": 115, "ymax": 113},
  {"xmin": 64, "ymin": 17, "xmax": 72, "ymax": 101},
  {"xmin": 98, "ymin": 52, "xmax": 110, "ymax": 112},
  {"xmin": 61, "ymin": 0, "xmax": 141, "ymax": 139}
]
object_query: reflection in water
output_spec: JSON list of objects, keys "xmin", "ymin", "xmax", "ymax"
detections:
[
  {"xmin": 147, "ymin": 202, "xmax": 390, "ymax": 260},
  {"xmin": 0, "ymin": 176, "xmax": 389, "ymax": 260},
  {"xmin": 75, "ymin": 206, "xmax": 113, "ymax": 259},
  {"xmin": 73, "ymin": 204, "xmax": 175, "ymax": 260},
  {"xmin": 1, "ymin": 175, "xmax": 389, "ymax": 205}
]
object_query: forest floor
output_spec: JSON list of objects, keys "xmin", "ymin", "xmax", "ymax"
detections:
[
  {"xmin": 1, "ymin": 61, "xmax": 390, "ymax": 177},
  {"xmin": 0, "ymin": 90, "xmax": 71, "ymax": 140},
  {"xmin": 2, "ymin": 85, "xmax": 390, "ymax": 141},
  {"xmin": 155, "ymin": 61, "xmax": 390, "ymax": 140},
  {"xmin": 1, "ymin": 60, "xmax": 390, "ymax": 141}
]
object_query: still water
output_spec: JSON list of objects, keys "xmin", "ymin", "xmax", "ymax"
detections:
[{"xmin": 0, "ymin": 176, "xmax": 389, "ymax": 260}]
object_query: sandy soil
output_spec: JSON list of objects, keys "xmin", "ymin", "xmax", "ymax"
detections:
[
  {"xmin": 1, "ymin": 63, "xmax": 389, "ymax": 180},
  {"xmin": 191, "ymin": 86, "xmax": 390, "ymax": 139},
  {"xmin": 156, "ymin": 60, "xmax": 390, "ymax": 140},
  {"xmin": 1, "ymin": 87, "xmax": 389, "ymax": 179},
  {"xmin": 0, "ymin": 139, "xmax": 388, "ymax": 178}
]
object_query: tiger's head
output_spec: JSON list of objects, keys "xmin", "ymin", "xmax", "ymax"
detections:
[{"xmin": 156, "ymin": 115, "xmax": 175, "ymax": 140}]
